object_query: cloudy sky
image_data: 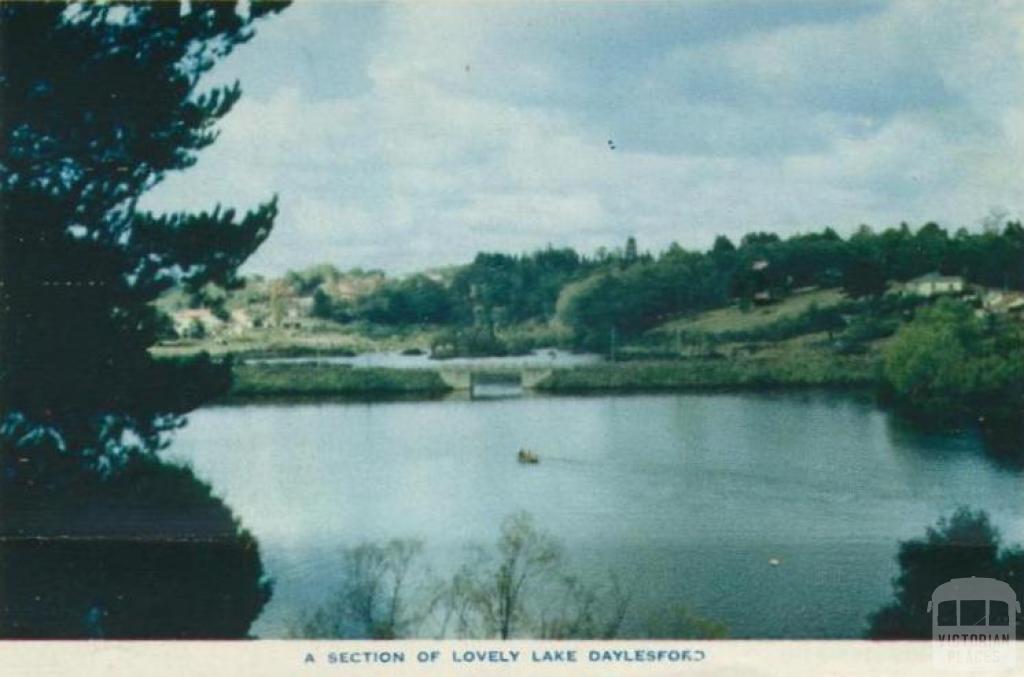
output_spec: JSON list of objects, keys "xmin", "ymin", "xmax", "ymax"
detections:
[{"xmin": 142, "ymin": 0, "xmax": 1024, "ymax": 275}]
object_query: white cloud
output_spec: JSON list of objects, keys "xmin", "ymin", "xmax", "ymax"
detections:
[{"xmin": 142, "ymin": 0, "xmax": 1024, "ymax": 275}]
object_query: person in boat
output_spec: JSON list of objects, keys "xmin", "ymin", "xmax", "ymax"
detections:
[{"xmin": 517, "ymin": 448, "xmax": 539, "ymax": 464}]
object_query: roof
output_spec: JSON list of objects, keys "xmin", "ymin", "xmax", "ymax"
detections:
[
  {"xmin": 908, "ymin": 272, "xmax": 963, "ymax": 284},
  {"xmin": 172, "ymin": 308, "xmax": 221, "ymax": 321}
]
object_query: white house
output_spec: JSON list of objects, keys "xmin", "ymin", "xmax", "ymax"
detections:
[{"xmin": 903, "ymin": 273, "xmax": 964, "ymax": 298}]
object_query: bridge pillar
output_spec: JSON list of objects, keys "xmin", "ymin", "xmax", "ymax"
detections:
[
  {"xmin": 437, "ymin": 369, "xmax": 473, "ymax": 390},
  {"xmin": 520, "ymin": 368, "xmax": 553, "ymax": 389}
]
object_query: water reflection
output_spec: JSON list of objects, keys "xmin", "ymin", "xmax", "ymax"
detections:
[
  {"xmin": 289, "ymin": 513, "xmax": 714, "ymax": 640},
  {"xmin": 169, "ymin": 391, "xmax": 1023, "ymax": 638}
]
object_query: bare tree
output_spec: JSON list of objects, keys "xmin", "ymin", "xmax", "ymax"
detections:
[
  {"xmin": 290, "ymin": 539, "xmax": 430, "ymax": 639},
  {"xmin": 291, "ymin": 514, "xmax": 640, "ymax": 640},
  {"xmin": 537, "ymin": 573, "xmax": 629, "ymax": 639},
  {"xmin": 435, "ymin": 512, "xmax": 629, "ymax": 639}
]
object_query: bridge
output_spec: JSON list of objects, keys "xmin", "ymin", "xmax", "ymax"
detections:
[{"xmin": 436, "ymin": 367, "xmax": 553, "ymax": 393}]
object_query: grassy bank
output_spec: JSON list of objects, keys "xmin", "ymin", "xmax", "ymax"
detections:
[
  {"xmin": 229, "ymin": 364, "xmax": 452, "ymax": 399},
  {"xmin": 226, "ymin": 352, "xmax": 880, "ymax": 400},
  {"xmin": 535, "ymin": 354, "xmax": 879, "ymax": 393},
  {"xmin": 153, "ymin": 323, "xmax": 441, "ymax": 360}
]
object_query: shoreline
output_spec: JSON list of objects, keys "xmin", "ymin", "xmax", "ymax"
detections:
[
  {"xmin": 225, "ymin": 356, "xmax": 880, "ymax": 403},
  {"xmin": 228, "ymin": 364, "xmax": 453, "ymax": 400}
]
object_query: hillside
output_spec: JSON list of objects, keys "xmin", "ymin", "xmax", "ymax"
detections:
[{"xmin": 652, "ymin": 287, "xmax": 846, "ymax": 336}]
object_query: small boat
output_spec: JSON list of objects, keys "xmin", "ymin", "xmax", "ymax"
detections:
[
  {"xmin": 517, "ymin": 448, "xmax": 539, "ymax": 464},
  {"xmin": 768, "ymin": 558, "xmax": 781, "ymax": 567}
]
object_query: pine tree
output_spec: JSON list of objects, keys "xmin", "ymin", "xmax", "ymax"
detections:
[
  {"xmin": 1, "ymin": 0, "xmax": 288, "ymax": 637},
  {"xmin": 1, "ymin": 0, "xmax": 287, "ymax": 462}
]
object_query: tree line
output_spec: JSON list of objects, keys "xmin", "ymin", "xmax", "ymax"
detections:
[{"xmin": 287, "ymin": 221, "xmax": 1024, "ymax": 350}]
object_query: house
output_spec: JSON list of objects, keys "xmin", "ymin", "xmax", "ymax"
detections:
[
  {"xmin": 226, "ymin": 309, "xmax": 256, "ymax": 336},
  {"xmin": 903, "ymin": 273, "xmax": 964, "ymax": 298},
  {"xmin": 229, "ymin": 308, "xmax": 255, "ymax": 330},
  {"xmin": 983, "ymin": 290, "xmax": 1024, "ymax": 317},
  {"xmin": 172, "ymin": 308, "xmax": 224, "ymax": 337}
]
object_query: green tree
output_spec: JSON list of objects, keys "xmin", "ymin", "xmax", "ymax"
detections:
[
  {"xmin": 1, "ymin": 0, "xmax": 287, "ymax": 463},
  {"xmin": 440, "ymin": 513, "xmax": 628, "ymax": 639},
  {"xmin": 560, "ymin": 252, "xmax": 727, "ymax": 349},
  {"xmin": 711, "ymin": 235, "xmax": 736, "ymax": 255},
  {"xmin": 285, "ymin": 263, "xmax": 342, "ymax": 295},
  {"xmin": 882, "ymin": 299, "xmax": 1024, "ymax": 451},
  {"xmin": 624, "ymin": 236, "xmax": 638, "ymax": 264},
  {"xmin": 868, "ymin": 508, "xmax": 1024, "ymax": 639},
  {"xmin": 1, "ymin": 0, "xmax": 287, "ymax": 637},
  {"xmin": 311, "ymin": 287, "xmax": 335, "ymax": 320},
  {"xmin": 1, "ymin": 450, "xmax": 271, "ymax": 638},
  {"xmin": 842, "ymin": 256, "xmax": 888, "ymax": 298},
  {"xmin": 290, "ymin": 540, "xmax": 428, "ymax": 639}
]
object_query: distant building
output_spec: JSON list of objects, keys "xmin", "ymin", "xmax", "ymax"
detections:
[
  {"xmin": 751, "ymin": 259, "xmax": 770, "ymax": 272},
  {"xmin": 983, "ymin": 290, "xmax": 1024, "ymax": 317},
  {"xmin": 423, "ymin": 271, "xmax": 446, "ymax": 283},
  {"xmin": 227, "ymin": 309, "xmax": 255, "ymax": 336},
  {"xmin": 172, "ymin": 308, "xmax": 224, "ymax": 337},
  {"xmin": 903, "ymin": 273, "xmax": 964, "ymax": 298},
  {"xmin": 230, "ymin": 308, "xmax": 255, "ymax": 329}
]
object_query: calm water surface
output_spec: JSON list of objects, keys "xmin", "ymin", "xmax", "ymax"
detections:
[{"xmin": 168, "ymin": 391, "xmax": 1023, "ymax": 638}]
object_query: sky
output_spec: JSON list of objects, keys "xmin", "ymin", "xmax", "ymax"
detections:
[{"xmin": 141, "ymin": 0, "xmax": 1024, "ymax": 275}]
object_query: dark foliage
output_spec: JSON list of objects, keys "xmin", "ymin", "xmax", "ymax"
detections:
[
  {"xmin": 561, "ymin": 221, "xmax": 1024, "ymax": 348},
  {"xmin": 868, "ymin": 508, "xmax": 1024, "ymax": 639},
  {"xmin": 357, "ymin": 275, "xmax": 453, "ymax": 325},
  {"xmin": 285, "ymin": 223, "xmax": 1024, "ymax": 353},
  {"xmin": 882, "ymin": 300, "xmax": 1024, "ymax": 457},
  {"xmin": 1, "ymin": 1, "xmax": 287, "ymax": 637},
  {"xmin": 1, "ymin": 0, "xmax": 286, "ymax": 459},
  {"xmin": 0, "ymin": 450, "xmax": 270, "ymax": 638},
  {"xmin": 445, "ymin": 248, "xmax": 590, "ymax": 326}
]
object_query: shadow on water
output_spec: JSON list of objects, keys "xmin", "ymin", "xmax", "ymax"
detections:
[
  {"xmin": 0, "ymin": 451, "xmax": 271, "ymax": 638},
  {"xmin": 884, "ymin": 411, "xmax": 1024, "ymax": 474}
]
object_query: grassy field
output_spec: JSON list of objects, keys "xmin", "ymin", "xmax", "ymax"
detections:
[
  {"xmin": 535, "ymin": 352, "xmax": 879, "ymax": 392},
  {"xmin": 229, "ymin": 363, "xmax": 452, "ymax": 399},
  {"xmin": 225, "ymin": 349, "xmax": 879, "ymax": 399},
  {"xmin": 653, "ymin": 287, "xmax": 846, "ymax": 336}
]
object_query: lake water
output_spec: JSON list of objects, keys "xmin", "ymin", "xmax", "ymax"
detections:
[{"xmin": 167, "ymin": 391, "xmax": 1023, "ymax": 639}]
